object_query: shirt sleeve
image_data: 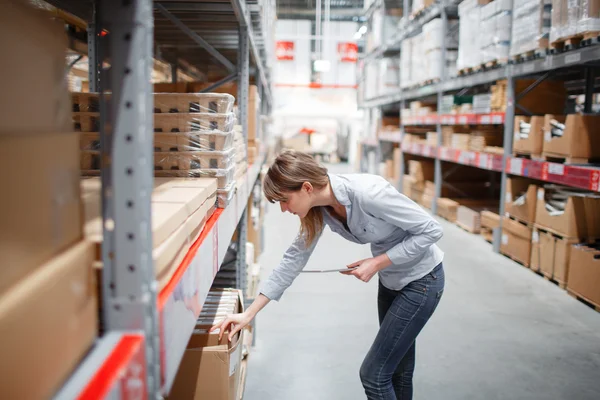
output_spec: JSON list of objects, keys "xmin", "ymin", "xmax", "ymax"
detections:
[
  {"xmin": 362, "ymin": 181, "xmax": 443, "ymax": 265},
  {"xmin": 259, "ymin": 226, "xmax": 323, "ymax": 301}
]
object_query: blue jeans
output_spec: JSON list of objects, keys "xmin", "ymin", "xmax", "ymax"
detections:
[{"xmin": 360, "ymin": 263, "xmax": 445, "ymax": 400}]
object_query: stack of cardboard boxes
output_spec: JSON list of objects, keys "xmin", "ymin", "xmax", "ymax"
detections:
[
  {"xmin": 404, "ymin": 160, "xmax": 436, "ymax": 206},
  {"xmin": 0, "ymin": 1, "xmax": 97, "ymax": 397},
  {"xmin": 501, "ymin": 176, "xmax": 600, "ymax": 302},
  {"xmin": 169, "ymin": 289, "xmax": 246, "ymax": 400}
]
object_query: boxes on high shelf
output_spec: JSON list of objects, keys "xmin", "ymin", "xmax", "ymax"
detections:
[
  {"xmin": 542, "ymin": 114, "xmax": 600, "ymax": 161},
  {"xmin": 0, "ymin": 133, "xmax": 82, "ymax": 297},
  {"xmin": 154, "ymin": 82, "xmax": 189, "ymax": 93},
  {"xmin": 501, "ymin": 217, "xmax": 533, "ymax": 266},
  {"xmin": 169, "ymin": 289, "xmax": 244, "ymax": 400},
  {"xmin": 247, "ymin": 86, "xmax": 260, "ymax": 142},
  {"xmin": 393, "ymin": 148, "xmax": 402, "ymax": 182},
  {"xmin": 504, "ymin": 177, "xmax": 538, "ymax": 224},
  {"xmin": 513, "ymin": 115, "xmax": 544, "ymax": 156},
  {"xmin": 494, "ymin": 79, "xmax": 567, "ymax": 115},
  {"xmin": 551, "ymin": 0, "xmax": 600, "ymax": 42},
  {"xmin": 534, "ymin": 187, "xmax": 591, "ymax": 239},
  {"xmin": 0, "ymin": 241, "xmax": 97, "ymax": 399},
  {"xmin": 567, "ymin": 243, "xmax": 600, "ymax": 307},
  {"xmin": 0, "ymin": 0, "xmax": 71, "ymax": 133}
]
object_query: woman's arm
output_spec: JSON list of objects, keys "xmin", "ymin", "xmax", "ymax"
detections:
[
  {"xmin": 211, "ymin": 227, "xmax": 323, "ymax": 340},
  {"xmin": 363, "ymin": 181, "xmax": 443, "ymax": 265}
]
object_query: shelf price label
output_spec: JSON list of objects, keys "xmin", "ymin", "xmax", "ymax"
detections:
[
  {"xmin": 458, "ymin": 116, "xmax": 468, "ymax": 125},
  {"xmin": 591, "ymin": 170, "xmax": 599, "ymax": 192},
  {"xmin": 509, "ymin": 158, "xmax": 524, "ymax": 175},
  {"xmin": 541, "ymin": 162, "xmax": 549, "ymax": 180},
  {"xmin": 492, "ymin": 114, "xmax": 504, "ymax": 124},
  {"xmin": 548, "ymin": 163, "xmax": 565, "ymax": 176},
  {"xmin": 440, "ymin": 147, "xmax": 449, "ymax": 159},
  {"xmin": 478, "ymin": 153, "xmax": 489, "ymax": 169},
  {"xmin": 480, "ymin": 115, "xmax": 491, "ymax": 124}
]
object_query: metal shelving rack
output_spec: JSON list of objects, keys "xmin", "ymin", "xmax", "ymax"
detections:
[
  {"xmin": 358, "ymin": 0, "xmax": 600, "ymax": 253},
  {"xmin": 44, "ymin": 0, "xmax": 272, "ymax": 398}
]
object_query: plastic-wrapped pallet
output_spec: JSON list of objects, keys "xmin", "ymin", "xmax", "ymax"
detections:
[
  {"xmin": 511, "ymin": 0, "xmax": 551, "ymax": 57},
  {"xmin": 480, "ymin": 0, "xmax": 513, "ymax": 64},
  {"xmin": 458, "ymin": 0, "xmax": 484, "ymax": 70},
  {"xmin": 551, "ymin": 0, "xmax": 600, "ymax": 42},
  {"xmin": 75, "ymin": 92, "xmax": 238, "ymax": 192},
  {"xmin": 400, "ymin": 37, "xmax": 413, "ymax": 88},
  {"xmin": 423, "ymin": 18, "xmax": 459, "ymax": 80}
]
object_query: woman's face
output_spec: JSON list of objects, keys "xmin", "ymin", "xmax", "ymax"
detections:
[{"xmin": 279, "ymin": 183, "xmax": 313, "ymax": 218}]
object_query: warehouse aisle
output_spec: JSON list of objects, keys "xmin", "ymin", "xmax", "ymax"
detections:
[{"xmin": 244, "ymin": 166, "xmax": 600, "ymax": 400}]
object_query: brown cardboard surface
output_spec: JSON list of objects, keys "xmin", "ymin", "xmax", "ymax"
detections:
[
  {"xmin": 154, "ymin": 82, "xmax": 188, "ymax": 93},
  {"xmin": 583, "ymin": 196, "xmax": 600, "ymax": 239},
  {"xmin": 505, "ymin": 178, "xmax": 538, "ymax": 224},
  {"xmin": 0, "ymin": 0, "xmax": 71, "ymax": 133},
  {"xmin": 534, "ymin": 188, "xmax": 587, "ymax": 239},
  {"xmin": 541, "ymin": 114, "xmax": 567, "ymax": 154},
  {"xmin": 515, "ymin": 80, "xmax": 567, "ymax": 115},
  {"xmin": 83, "ymin": 177, "xmax": 217, "ymax": 256},
  {"xmin": 409, "ymin": 160, "xmax": 435, "ymax": 182},
  {"xmin": 567, "ymin": 244, "xmax": 600, "ymax": 306},
  {"xmin": 554, "ymin": 236, "xmax": 578, "ymax": 284},
  {"xmin": 543, "ymin": 114, "xmax": 600, "ymax": 159},
  {"xmin": 513, "ymin": 116, "xmax": 544, "ymax": 155},
  {"xmin": 437, "ymin": 198, "xmax": 459, "ymax": 222},
  {"xmin": 501, "ymin": 219, "xmax": 533, "ymax": 266},
  {"xmin": 536, "ymin": 229, "xmax": 556, "ymax": 276},
  {"xmin": 169, "ymin": 290, "xmax": 244, "ymax": 400},
  {"xmin": 481, "ymin": 211, "xmax": 501, "ymax": 230},
  {"xmin": 457, "ymin": 206, "xmax": 482, "ymax": 233},
  {"xmin": 0, "ymin": 133, "xmax": 82, "ymax": 297},
  {"xmin": 393, "ymin": 149, "xmax": 402, "ymax": 181},
  {"xmin": 247, "ymin": 196, "xmax": 262, "ymax": 262},
  {"xmin": 0, "ymin": 241, "xmax": 97, "ymax": 399}
]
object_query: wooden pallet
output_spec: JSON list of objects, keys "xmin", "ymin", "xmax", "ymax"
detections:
[
  {"xmin": 542, "ymin": 152, "xmax": 598, "ymax": 165},
  {"xmin": 550, "ymin": 31, "xmax": 600, "ymax": 53},
  {"xmin": 530, "ymin": 269, "xmax": 567, "ymax": 289},
  {"xmin": 483, "ymin": 59, "xmax": 508, "ymax": 69},
  {"xmin": 512, "ymin": 151, "xmax": 543, "ymax": 161},
  {"xmin": 424, "ymin": 78, "xmax": 441, "ymax": 86},
  {"xmin": 481, "ymin": 229, "xmax": 493, "ymax": 243},
  {"xmin": 510, "ymin": 48, "xmax": 549, "ymax": 64},
  {"xmin": 458, "ymin": 67, "xmax": 476, "ymax": 76},
  {"xmin": 505, "ymin": 214, "xmax": 534, "ymax": 227},
  {"xmin": 567, "ymin": 290, "xmax": 600, "ymax": 312},
  {"xmin": 501, "ymin": 251, "xmax": 530, "ymax": 268}
]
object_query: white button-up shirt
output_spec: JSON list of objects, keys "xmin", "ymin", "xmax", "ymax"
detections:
[{"xmin": 260, "ymin": 173, "xmax": 444, "ymax": 301}]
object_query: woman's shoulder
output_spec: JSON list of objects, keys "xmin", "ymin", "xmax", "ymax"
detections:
[{"xmin": 336, "ymin": 173, "xmax": 389, "ymax": 199}]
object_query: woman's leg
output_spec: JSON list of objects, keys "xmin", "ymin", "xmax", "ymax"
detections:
[
  {"xmin": 377, "ymin": 281, "xmax": 417, "ymax": 398},
  {"xmin": 360, "ymin": 263, "xmax": 445, "ymax": 400}
]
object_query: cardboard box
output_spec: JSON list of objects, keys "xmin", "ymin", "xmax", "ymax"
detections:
[
  {"xmin": 513, "ymin": 116, "xmax": 544, "ymax": 156},
  {"xmin": 553, "ymin": 236, "xmax": 578, "ymax": 285},
  {"xmin": 409, "ymin": 160, "xmax": 435, "ymax": 182},
  {"xmin": 456, "ymin": 206, "xmax": 482, "ymax": 233},
  {"xmin": 535, "ymin": 188, "xmax": 588, "ymax": 239},
  {"xmin": 169, "ymin": 290, "xmax": 244, "ymax": 400},
  {"xmin": 402, "ymin": 175, "xmax": 415, "ymax": 199},
  {"xmin": 437, "ymin": 198, "xmax": 459, "ymax": 222},
  {"xmin": 543, "ymin": 114, "xmax": 600, "ymax": 160},
  {"xmin": 0, "ymin": 0, "xmax": 71, "ymax": 133},
  {"xmin": 0, "ymin": 241, "xmax": 97, "ymax": 399},
  {"xmin": 567, "ymin": 244, "xmax": 600, "ymax": 306},
  {"xmin": 481, "ymin": 211, "xmax": 501, "ymax": 230},
  {"xmin": 505, "ymin": 178, "xmax": 538, "ymax": 224},
  {"xmin": 530, "ymin": 228, "xmax": 555, "ymax": 273},
  {"xmin": 501, "ymin": 217, "xmax": 533, "ymax": 266},
  {"xmin": 0, "ymin": 133, "xmax": 82, "ymax": 297},
  {"xmin": 82, "ymin": 177, "xmax": 217, "ymax": 280},
  {"xmin": 514, "ymin": 80, "xmax": 567, "ymax": 116},
  {"xmin": 247, "ymin": 195, "xmax": 263, "ymax": 262},
  {"xmin": 154, "ymin": 82, "xmax": 188, "ymax": 93}
]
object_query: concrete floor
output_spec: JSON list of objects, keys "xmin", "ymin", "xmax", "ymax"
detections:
[{"xmin": 244, "ymin": 166, "xmax": 600, "ymax": 400}]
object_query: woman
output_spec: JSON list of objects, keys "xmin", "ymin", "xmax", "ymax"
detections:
[{"xmin": 212, "ymin": 151, "xmax": 445, "ymax": 400}]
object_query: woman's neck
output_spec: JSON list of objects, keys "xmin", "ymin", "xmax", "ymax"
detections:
[{"xmin": 311, "ymin": 182, "xmax": 340, "ymax": 208}]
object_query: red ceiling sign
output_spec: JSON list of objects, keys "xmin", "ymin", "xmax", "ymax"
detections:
[
  {"xmin": 338, "ymin": 42, "xmax": 358, "ymax": 62},
  {"xmin": 276, "ymin": 41, "xmax": 295, "ymax": 61}
]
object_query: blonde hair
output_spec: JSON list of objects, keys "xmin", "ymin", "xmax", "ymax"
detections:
[{"xmin": 263, "ymin": 151, "xmax": 329, "ymax": 246}]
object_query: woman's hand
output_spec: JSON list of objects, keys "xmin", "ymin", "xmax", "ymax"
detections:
[
  {"xmin": 210, "ymin": 311, "xmax": 253, "ymax": 342},
  {"xmin": 341, "ymin": 254, "xmax": 392, "ymax": 282}
]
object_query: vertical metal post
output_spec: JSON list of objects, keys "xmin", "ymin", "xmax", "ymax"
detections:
[
  {"xmin": 171, "ymin": 63, "xmax": 177, "ymax": 84},
  {"xmin": 402, "ymin": 0, "xmax": 410, "ymax": 27},
  {"xmin": 433, "ymin": 7, "xmax": 448, "ymax": 215},
  {"xmin": 584, "ymin": 68, "xmax": 595, "ymax": 113},
  {"xmin": 99, "ymin": 0, "xmax": 159, "ymax": 394},
  {"xmin": 87, "ymin": 9, "xmax": 100, "ymax": 92},
  {"xmin": 495, "ymin": 76, "xmax": 516, "ymax": 252},
  {"xmin": 398, "ymin": 98, "xmax": 406, "ymax": 192},
  {"xmin": 238, "ymin": 29, "xmax": 250, "ymax": 145}
]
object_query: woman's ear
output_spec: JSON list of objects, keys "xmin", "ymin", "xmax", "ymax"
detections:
[{"xmin": 302, "ymin": 181, "xmax": 313, "ymax": 194}]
